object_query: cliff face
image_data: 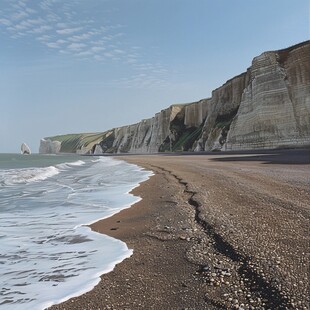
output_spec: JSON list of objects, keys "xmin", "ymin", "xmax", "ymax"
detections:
[
  {"xmin": 99, "ymin": 103, "xmax": 207, "ymax": 153},
  {"xmin": 39, "ymin": 139, "xmax": 61, "ymax": 154},
  {"xmin": 195, "ymin": 72, "xmax": 249, "ymax": 151},
  {"xmin": 40, "ymin": 41, "xmax": 310, "ymax": 154},
  {"xmin": 226, "ymin": 41, "xmax": 310, "ymax": 150}
]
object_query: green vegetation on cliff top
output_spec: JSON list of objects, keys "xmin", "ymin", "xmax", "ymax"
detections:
[{"xmin": 47, "ymin": 132, "xmax": 108, "ymax": 153}]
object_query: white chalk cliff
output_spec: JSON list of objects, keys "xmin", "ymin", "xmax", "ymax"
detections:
[
  {"xmin": 39, "ymin": 41, "xmax": 310, "ymax": 154},
  {"xmin": 39, "ymin": 139, "xmax": 61, "ymax": 154},
  {"xmin": 226, "ymin": 42, "xmax": 310, "ymax": 150}
]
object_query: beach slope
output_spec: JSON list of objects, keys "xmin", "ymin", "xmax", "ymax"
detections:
[{"xmin": 50, "ymin": 149, "xmax": 310, "ymax": 309}]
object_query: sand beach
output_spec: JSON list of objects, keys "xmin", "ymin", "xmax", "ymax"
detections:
[{"xmin": 49, "ymin": 149, "xmax": 310, "ymax": 310}]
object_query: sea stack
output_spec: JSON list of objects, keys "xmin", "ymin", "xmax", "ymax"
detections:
[{"xmin": 21, "ymin": 143, "xmax": 31, "ymax": 155}]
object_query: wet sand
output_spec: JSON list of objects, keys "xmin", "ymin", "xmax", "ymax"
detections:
[{"xmin": 49, "ymin": 149, "xmax": 310, "ymax": 310}]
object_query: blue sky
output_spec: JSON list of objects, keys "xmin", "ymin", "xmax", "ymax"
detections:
[{"xmin": 1, "ymin": 0, "xmax": 309, "ymax": 153}]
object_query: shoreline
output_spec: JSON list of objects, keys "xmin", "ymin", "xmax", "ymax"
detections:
[{"xmin": 49, "ymin": 150, "xmax": 310, "ymax": 310}]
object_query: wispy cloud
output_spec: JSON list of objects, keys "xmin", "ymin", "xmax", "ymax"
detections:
[
  {"xmin": 46, "ymin": 42, "xmax": 60, "ymax": 49},
  {"xmin": 0, "ymin": 18, "xmax": 12, "ymax": 26},
  {"xmin": 91, "ymin": 46, "xmax": 106, "ymax": 52},
  {"xmin": 0, "ymin": 1, "xmax": 130, "ymax": 62},
  {"xmin": 69, "ymin": 32, "xmax": 96, "ymax": 42},
  {"xmin": 0, "ymin": 0, "xmax": 172, "ymax": 89},
  {"xmin": 56, "ymin": 27, "xmax": 82, "ymax": 35},
  {"xmin": 68, "ymin": 42, "xmax": 86, "ymax": 50},
  {"xmin": 30, "ymin": 25, "xmax": 53, "ymax": 34},
  {"xmin": 12, "ymin": 11, "xmax": 29, "ymax": 20}
]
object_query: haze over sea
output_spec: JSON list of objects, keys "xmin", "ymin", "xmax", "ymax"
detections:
[{"xmin": 0, "ymin": 154, "xmax": 152, "ymax": 310}]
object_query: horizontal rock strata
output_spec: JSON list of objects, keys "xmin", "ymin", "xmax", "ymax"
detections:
[{"xmin": 226, "ymin": 41, "xmax": 310, "ymax": 150}]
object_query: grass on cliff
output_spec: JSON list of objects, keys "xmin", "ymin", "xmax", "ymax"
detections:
[
  {"xmin": 48, "ymin": 132, "xmax": 108, "ymax": 153},
  {"xmin": 159, "ymin": 125, "xmax": 203, "ymax": 152},
  {"xmin": 172, "ymin": 125, "xmax": 203, "ymax": 151}
]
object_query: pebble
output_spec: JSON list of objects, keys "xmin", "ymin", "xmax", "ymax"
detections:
[{"xmin": 201, "ymin": 265, "xmax": 210, "ymax": 272}]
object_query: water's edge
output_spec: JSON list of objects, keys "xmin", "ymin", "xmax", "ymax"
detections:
[{"xmin": 44, "ymin": 160, "xmax": 154, "ymax": 310}]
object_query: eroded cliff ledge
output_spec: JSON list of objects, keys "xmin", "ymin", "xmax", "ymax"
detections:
[{"xmin": 40, "ymin": 41, "xmax": 310, "ymax": 154}]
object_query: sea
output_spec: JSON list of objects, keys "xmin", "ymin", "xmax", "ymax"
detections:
[{"xmin": 0, "ymin": 153, "xmax": 152, "ymax": 310}]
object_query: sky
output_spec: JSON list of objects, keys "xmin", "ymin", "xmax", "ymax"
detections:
[{"xmin": 1, "ymin": 0, "xmax": 309, "ymax": 153}]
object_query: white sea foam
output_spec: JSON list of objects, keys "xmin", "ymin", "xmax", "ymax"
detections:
[
  {"xmin": 56, "ymin": 160, "xmax": 85, "ymax": 170},
  {"xmin": 0, "ymin": 155, "xmax": 152, "ymax": 309},
  {"xmin": 0, "ymin": 166, "xmax": 60, "ymax": 186},
  {"xmin": 66, "ymin": 160, "xmax": 85, "ymax": 166}
]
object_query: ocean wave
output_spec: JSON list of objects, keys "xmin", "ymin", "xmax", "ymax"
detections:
[
  {"xmin": 57, "ymin": 160, "xmax": 85, "ymax": 170},
  {"xmin": 0, "ymin": 160, "xmax": 87, "ymax": 186},
  {"xmin": 0, "ymin": 154, "xmax": 153, "ymax": 309},
  {"xmin": 0, "ymin": 166, "xmax": 61, "ymax": 185},
  {"xmin": 67, "ymin": 160, "xmax": 85, "ymax": 166},
  {"xmin": 91, "ymin": 156, "xmax": 123, "ymax": 166}
]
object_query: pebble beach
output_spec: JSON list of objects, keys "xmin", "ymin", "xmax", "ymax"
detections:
[{"xmin": 49, "ymin": 149, "xmax": 310, "ymax": 310}]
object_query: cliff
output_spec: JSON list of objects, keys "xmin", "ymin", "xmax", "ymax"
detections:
[
  {"xmin": 39, "ymin": 139, "xmax": 61, "ymax": 154},
  {"xmin": 103, "ymin": 103, "xmax": 206, "ymax": 153},
  {"xmin": 226, "ymin": 41, "xmax": 310, "ymax": 150},
  {"xmin": 40, "ymin": 41, "xmax": 310, "ymax": 154}
]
